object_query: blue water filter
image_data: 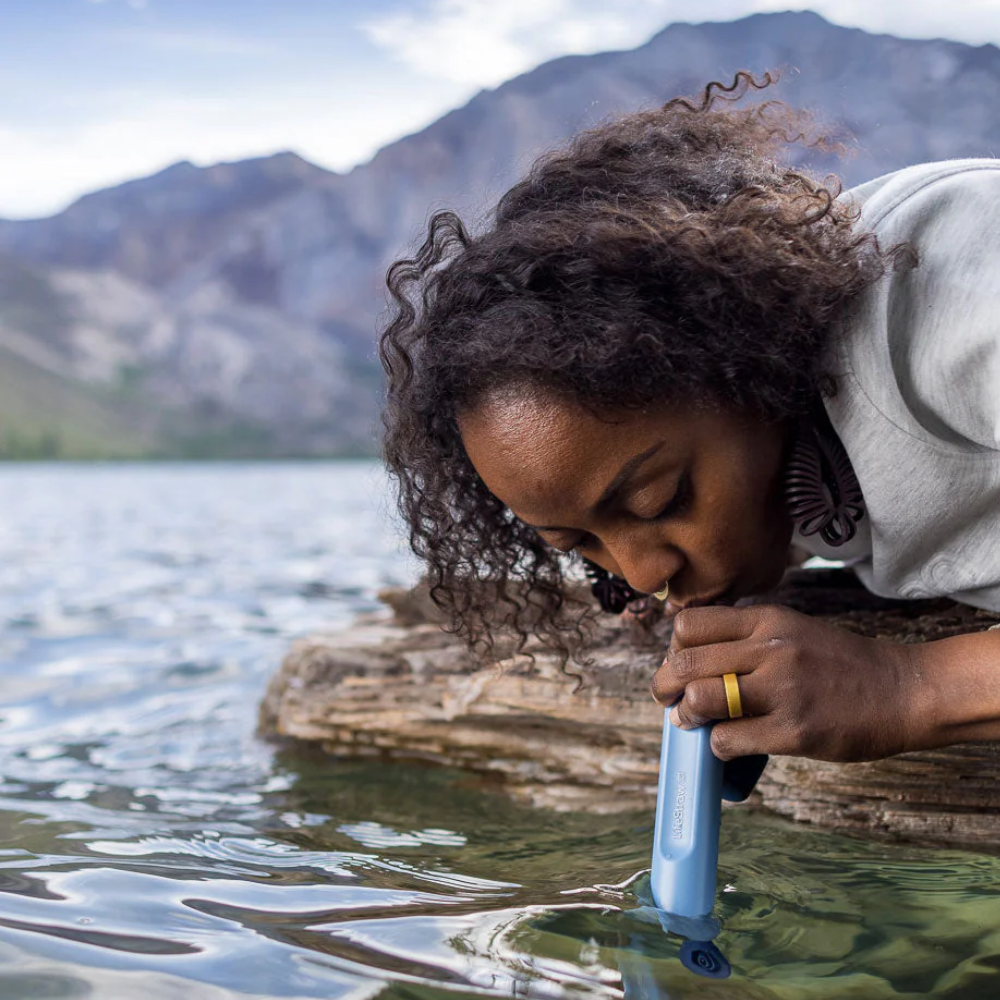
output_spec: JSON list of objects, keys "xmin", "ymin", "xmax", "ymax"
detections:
[{"xmin": 650, "ymin": 713, "xmax": 724, "ymax": 918}]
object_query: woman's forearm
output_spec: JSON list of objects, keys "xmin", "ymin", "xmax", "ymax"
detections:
[{"xmin": 906, "ymin": 628, "xmax": 1000, "ymax": 749}]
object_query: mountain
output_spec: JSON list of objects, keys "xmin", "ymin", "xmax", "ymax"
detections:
[
  {"xmin": 3, "ymin": 10, "xmax": 1000, "ymax": 457},
  {"xmin": 0, "ymin": 155, "xmax": 371, "ymax": 457}
]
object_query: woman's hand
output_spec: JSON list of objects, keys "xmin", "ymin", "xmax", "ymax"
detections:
[{"xmin": 651, "ymin": 604, "xmax": 920, "ymax": 762}]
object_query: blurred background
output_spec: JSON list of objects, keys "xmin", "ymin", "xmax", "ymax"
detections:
[{"xmin": 3, "ymin": 0, "xmax": 1000, "ymax": 460}]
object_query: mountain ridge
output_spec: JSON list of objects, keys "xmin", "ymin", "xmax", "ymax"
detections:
[{"xmin": 2, "ymin": 10, "xmax": 1000, "ymax": 456}]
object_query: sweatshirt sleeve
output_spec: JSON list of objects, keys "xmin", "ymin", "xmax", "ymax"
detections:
[{"xmin": 869, "ymin": 164, "xmax": 1000, "ymax": 451}]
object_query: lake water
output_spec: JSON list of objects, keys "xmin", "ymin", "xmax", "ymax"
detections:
[{"xmin": 1, "ymin": 462, "xmax": 999, "ymax": 999}]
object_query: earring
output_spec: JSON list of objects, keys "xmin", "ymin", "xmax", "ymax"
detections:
[
  {"xmin": 582, "ymin": 558, "xmax": 639, "ymax": 614},
  {"xmin": 784, "ymin": 420, "xmax": 865, "ymax": 547}
]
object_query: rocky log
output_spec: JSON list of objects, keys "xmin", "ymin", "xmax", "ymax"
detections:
[{"xmin": 259, "ymin": 569, "xmax": 1000, "ymax": 849}]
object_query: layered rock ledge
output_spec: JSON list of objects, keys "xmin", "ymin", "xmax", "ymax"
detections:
[{"xmin": 259, "ymin": 568, "xmax": 1000, "ymax": 849}]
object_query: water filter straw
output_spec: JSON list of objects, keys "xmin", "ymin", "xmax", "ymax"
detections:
[{"xmin": 650, "ymin": 712, "xmax": 724, "ymax": 918}]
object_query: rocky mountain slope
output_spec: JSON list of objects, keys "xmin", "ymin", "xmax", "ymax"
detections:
[{"xmin": 2, "ymin": 10, "xmax": 1000, "ymax": 456}]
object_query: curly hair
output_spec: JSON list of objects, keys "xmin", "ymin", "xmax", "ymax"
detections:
[{"xmin": 379, "ymin": 72, "xmax": 908, "ymax": 659}]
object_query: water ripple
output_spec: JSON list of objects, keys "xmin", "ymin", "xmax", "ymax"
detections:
[{"xmin": 0, "ymin": 464, "xmax": 999, "ymax": 998}]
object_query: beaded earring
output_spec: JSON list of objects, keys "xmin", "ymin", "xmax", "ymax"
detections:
[{"xmin": 784, "ymin": 419, "xmax": 865, "ymax": 546}]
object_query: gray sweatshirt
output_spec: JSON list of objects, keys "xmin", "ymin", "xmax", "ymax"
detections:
[{"xmin": 793, "ymin": 159, "xmax": 1000, "ymax": 612}]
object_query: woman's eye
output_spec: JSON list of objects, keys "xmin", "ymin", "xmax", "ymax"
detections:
[{"xmin": 646, "ymin": 472, "xmax": 692, "ymax": 521}]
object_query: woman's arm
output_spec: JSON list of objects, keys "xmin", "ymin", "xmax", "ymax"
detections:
[
  {"xmin": 909, "ymin": 626, "xmax": 1000, "ymax": 747},
  {"xmin": 652, "ymin": 605, "xmax": 1000, "ymax": 762}
]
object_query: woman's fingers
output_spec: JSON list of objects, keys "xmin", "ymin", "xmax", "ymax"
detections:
[
  {"xmin": 669, "ymin": 605, "xmax": 763, "ymax": 653},
  {"xmin": 668, "ymin": 669, "xmax": 765, "ymax": 729},
  {"xmin": 652, "ymin": 635, "xmax": 765, "ymax": 706},
  {"xmin": 654, "ymin": 604, "xmax": 801, "ymax": 706},
  {"xmin": 710, "ymin": 718, "xmax": 767, "ymax": 760},
  {"xmin": 710, "ymin": 715, "xmax": 811, "ymax": 760}
]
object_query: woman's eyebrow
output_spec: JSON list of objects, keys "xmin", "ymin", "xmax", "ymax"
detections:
[
  {"xmin": 524, "ymin": 440, "xmax": 666, "ymax": 531},
  {"xmin": 595, "ymin": 440, "xmax": 665, "ymax": 510}
]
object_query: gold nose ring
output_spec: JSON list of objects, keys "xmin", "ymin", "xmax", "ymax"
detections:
[{"xmin": 653, "ymin": 583, "xmax": 670, "ymax": 601}]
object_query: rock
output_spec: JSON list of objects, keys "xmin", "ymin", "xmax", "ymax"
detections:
[{"xmin": 259, "ymin": 568, "xmax": 1000, "ymax": 847}]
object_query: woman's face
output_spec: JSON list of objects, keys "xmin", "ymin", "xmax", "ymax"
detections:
[{"xmin": 459, "ymin": 385, "xmax": 794, "ymax": 611}]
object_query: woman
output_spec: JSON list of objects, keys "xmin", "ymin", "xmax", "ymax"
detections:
[{"xmin": 379, "ymin": 73, "xmax": 1000, "ymax": 766}]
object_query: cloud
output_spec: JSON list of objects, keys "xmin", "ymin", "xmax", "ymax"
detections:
[
  {"xmin": 14, "ymin": 0, "xmax": 1000, "ymax": 218},
  {"xmin": 363, "ymin": 0, "xmax": 1000, "ymax": 87},
  {"xmin": 799, "ymin": 0, "xmax": 1000, "ymax": 46},
  {"xmin": 106, "ymin": 28, "xmax": 278, "ymax": 58},
  {"xmin": 362, "ymin": 0, "xmax": 695, "ymax": 87},
  {"xmin": 0, "ymin": 81, "xmax": 460, "ymax": 218}
]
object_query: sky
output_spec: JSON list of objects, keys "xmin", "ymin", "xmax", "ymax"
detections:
[{"xmin": 3, "ymin": 0, "xmax": 1000, "ymax": 218}]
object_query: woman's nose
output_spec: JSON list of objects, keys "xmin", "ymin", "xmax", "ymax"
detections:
[{"xmin": 603, "ymin": 536, "xmax": 681, "ymax": 596}]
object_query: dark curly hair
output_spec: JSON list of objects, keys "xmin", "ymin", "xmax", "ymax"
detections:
[{"xmin": 379, "ymin": 72, "xmax": 908, "ymax": 659}]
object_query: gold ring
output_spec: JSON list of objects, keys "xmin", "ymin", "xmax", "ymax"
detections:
[
  {"xmin": 723, "ymin": 672, "xmax": 743, "ymax": 719},
  {"xmin": 653, "ymin": 583, "xmax": 670, "ymax": 601}
]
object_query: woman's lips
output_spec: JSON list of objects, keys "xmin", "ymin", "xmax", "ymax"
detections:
[{"xmin": 663, "ymin": 588, "xmax": 737, "ymax": 614}]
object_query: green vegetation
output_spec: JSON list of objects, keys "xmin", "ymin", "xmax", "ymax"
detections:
[
  {"xmin": 166, "ymin": 421, "xmax": 278, "ymax": 460},
  {"xmin": 0, "ymin": 256, "xmax": 147, "ymax": 458},
  {"xmin": 0, "ymin": 344, "xmax": 156, "ymax": 459},
  {"xmin": 0, "ymin": 345, "xmax": 378, "ymax": 460},
  {"xmin": 0, "ymin": 254, "xmax": 72, "ymax": 343},
  {"xmin": 3, "ymin": 429, "xmax": 67, "ymax": 460}
]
